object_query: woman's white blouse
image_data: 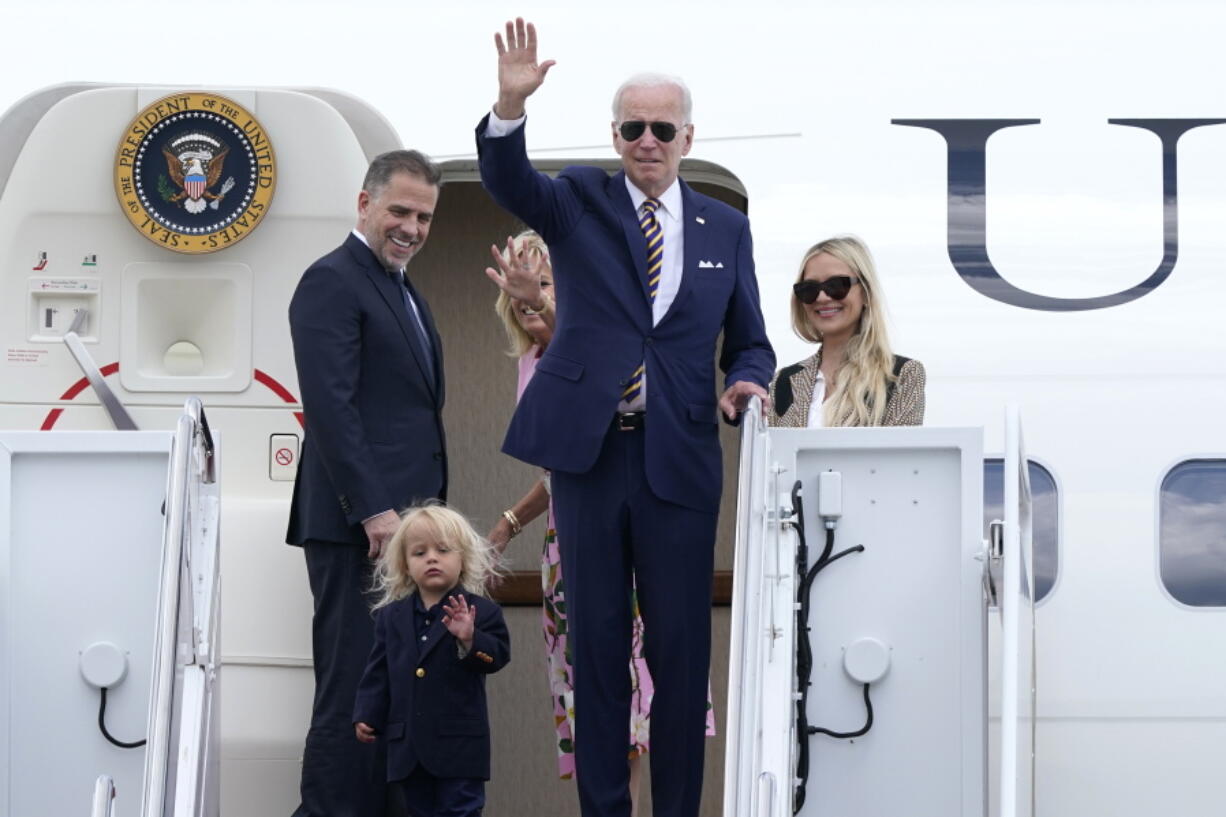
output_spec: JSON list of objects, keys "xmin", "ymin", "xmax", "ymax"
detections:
[{"xmin": 807, "ymin": 371, "xmax": 826, "ymax": 428}]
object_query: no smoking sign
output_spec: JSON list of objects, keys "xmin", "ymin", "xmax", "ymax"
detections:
[{"xmin": 269, "ymin": 434, "xmax": 300, "ymax": 481}]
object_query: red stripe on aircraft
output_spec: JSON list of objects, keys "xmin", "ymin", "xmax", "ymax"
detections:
[
  {"xmin": 40, "ymin": 365, "xmax": 304, "ymax": 430},
  {"xmin": 40, "ymin": 362, "xmax": 122, "ymax": 429},
  {"xmin": 253, "ymin": 368, "xmax": 305, "ymax": 428}
]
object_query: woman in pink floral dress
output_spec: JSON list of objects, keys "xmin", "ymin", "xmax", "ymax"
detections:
[{"xmin": 485, "ymin": 232, "xmax": 713, "ymax": 813}]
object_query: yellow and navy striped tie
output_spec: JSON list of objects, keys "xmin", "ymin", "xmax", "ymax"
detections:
[{"xmin": 622, "ymin": 198, "xmax": 662, "ymax": 400}]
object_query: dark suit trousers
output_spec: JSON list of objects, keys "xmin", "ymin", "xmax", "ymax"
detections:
[
  {"xmin": 392, "ymin": 767, "xmax": 485, "ymax": 817},
  {"xmin": 551, "ymin": 422, "xmax": 718, "ymax": 817},
  {"xmin": 294, "ymin": 541, "xmax": 386, "ymax": 817}
]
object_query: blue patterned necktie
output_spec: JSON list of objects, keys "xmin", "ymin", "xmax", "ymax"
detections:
[{"xmin": 622, "ymin": 198, "xmax": 662, "ymax": 400}]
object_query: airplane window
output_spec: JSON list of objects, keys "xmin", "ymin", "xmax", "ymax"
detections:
[
  {"xmin": 1159, "ymin": 459, "xmax": 1226, "ymax": 607},
  {"xmin": 983, "ymin": 459, "xmax": 1059, "ymax": 603}
]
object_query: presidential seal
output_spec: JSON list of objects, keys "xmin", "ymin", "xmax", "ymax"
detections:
[{"xmin": 114, "ymin": 92, "xmax": 275, "ymax": 254}]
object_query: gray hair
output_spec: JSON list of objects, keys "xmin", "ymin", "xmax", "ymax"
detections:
[
  {"xmin": 362, "ymin": 149, "xmax": 442, "ymax": 196},
  {"xmin": 611, "ymin": 73, "xmax": 693, "ymax": 124}
]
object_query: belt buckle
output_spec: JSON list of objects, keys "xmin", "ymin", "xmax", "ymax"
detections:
[{"xmin": 617, "ymin": 412, "xmax": 642, "ymax": 431}]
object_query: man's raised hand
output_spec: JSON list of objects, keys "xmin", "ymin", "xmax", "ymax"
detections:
[{"xmin": 494, "ymin": 17, "xmax": 555, "ymax": 119}]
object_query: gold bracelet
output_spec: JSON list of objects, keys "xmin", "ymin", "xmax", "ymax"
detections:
[{"xmin": 501, "ymin": 509, "xmax": 522, "ymax": 537}]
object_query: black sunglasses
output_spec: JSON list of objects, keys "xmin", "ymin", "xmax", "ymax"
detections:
[
  {"xmin": 793, "ymin": 276, "xmax": 860, "ymax": 303},
  {"xmin": 618, "ymin": 120, "xmax": 679, "ymax": 143}
]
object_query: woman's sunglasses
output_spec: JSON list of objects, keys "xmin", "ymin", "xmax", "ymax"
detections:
[
  {"xmin": 618, "ymin": 121, "xmax": 679, "ymax": 143},
  {"xmin": 793, "ymin": 276, "xmax": 860, "ymax": 303}
]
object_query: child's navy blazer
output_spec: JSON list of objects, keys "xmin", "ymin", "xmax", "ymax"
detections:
[{"xmin": 353, "ymin": 589, "xmax": 510, "ymax": 782}]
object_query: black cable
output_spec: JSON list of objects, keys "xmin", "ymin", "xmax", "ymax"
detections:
[
  {"xmin": 98, "ymin": 687, "xmax": 146, "ymax": 749},
  {"xmin": 810, "ymin": 682, "xmax": 874, "ymax": 739},
  {"xmin": 789, "ymin": 481, "xmax": 811, "ymax": 814},
  {"xmin": 804, "ymin": 543, "xmax": 865, "ymax": 587},
  {"xmin": 791, "ymin": 480, "xmax": 871, "ymax": 814}
]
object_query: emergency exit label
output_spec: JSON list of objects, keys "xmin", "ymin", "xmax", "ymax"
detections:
[{"xmin": 6, "ymin": 348, "xmax": 48, "ymax": 366}]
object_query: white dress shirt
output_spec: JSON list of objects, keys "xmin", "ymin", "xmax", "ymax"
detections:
[
  {"xmin": 618, "ymin": 178, "xmax": 683, "ymax": 410},
  {"xmin": 351, "ymin": 229, "xmax": 431, "ymax": 352}
]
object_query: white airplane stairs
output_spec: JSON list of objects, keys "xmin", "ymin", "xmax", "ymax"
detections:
[
  {"xmin": 1, "ymin": 324, "xmax": 220, "ymax": 817},
  {"xmin": 724, "ymin": 398, "xmax": 1035, "ymax": 817}
]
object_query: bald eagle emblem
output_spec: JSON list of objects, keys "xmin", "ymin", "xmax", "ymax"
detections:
[
  {"xmin": 161, "ymin": 132, "xmax": 236, "ymax": 215},
  {"xmin": 116, "ymin": 91, "xmax": 277, "ymax": 254}
]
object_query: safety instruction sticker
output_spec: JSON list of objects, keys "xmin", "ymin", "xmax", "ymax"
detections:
[
  {"xmin": 6, "ymin": 348, "xmax": 49, "ymax": 366},
  {"xmin": 31, "ymin": 278, "xmax": 100, "ymax": 292}
]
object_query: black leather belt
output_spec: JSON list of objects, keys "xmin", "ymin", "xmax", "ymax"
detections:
[{"xmin": 615, "ymin": 411, "xmax": 645, "ymax": 431}]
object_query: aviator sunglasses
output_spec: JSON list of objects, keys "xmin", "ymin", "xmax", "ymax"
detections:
[
  {"xmin": 793, "ymin": 276, "xmax": 860, "ymax": 303},
  {"xmin": 618, "ymin": 120, "xmax": 680, "ymax": 143}
]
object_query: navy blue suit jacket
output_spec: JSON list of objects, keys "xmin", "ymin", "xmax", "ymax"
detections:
[
  {"xmin": 476, "ymin": 117, "xmax": 775, "ymax": 513},
  {"xmin": 353, "ymin": 591, "xmax": 510, "ymax": 782},
  {"xmin": 286, "ymin": 234, "xmax": 447, "ymax": 546}
]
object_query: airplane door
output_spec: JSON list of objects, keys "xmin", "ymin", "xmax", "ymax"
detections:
[{"xmin": 997, "ymin": 406, "xmax": 1037, "ymax": 817}]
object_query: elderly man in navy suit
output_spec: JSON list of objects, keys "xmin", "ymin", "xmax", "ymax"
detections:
[
  {"xmin": 477, "ymin": 19, "xmax": 774, "ymax": 817},
  {"xmin": 286, "ymin": 150, "xmax": 447, "ymax": 817}
]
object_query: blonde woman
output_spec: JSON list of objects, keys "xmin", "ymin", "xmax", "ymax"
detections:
[{"xmin": 768, "ymin": 236, "xmax": 925, "ymax": 427}]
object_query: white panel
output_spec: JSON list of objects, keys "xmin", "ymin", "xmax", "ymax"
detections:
[
  {"xmin": 119, "ymin": 262, "xmax": 253, "ymax": 393},
  {"xmin": 0, "ymin": 432, "xmax": 170, "ymax": 817},
  {"xmin": 794, "ymin": 442, "xmax": 976, "ymax": 817},
  {"xmin": 1037, "ymin": 719, "xmax": 1226, "ymax": 815},
  {"xmin": 729, "ymin": 426, "xmax": 985, "ymax": 817},
  {"xmin": 217, "ymin": 664, "xmax": 312, "ymax": 817}
]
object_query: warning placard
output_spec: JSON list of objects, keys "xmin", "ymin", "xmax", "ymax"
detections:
[
  {"xmin": 30, "ymin": 278, "xmax": 99, "ymax": 292},
  {"xmin": 6, "ymin": 348, "xmax": 49, "ymax": 367}
]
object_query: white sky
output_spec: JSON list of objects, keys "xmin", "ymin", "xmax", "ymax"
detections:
[
  {"xmin": 5, "ymin": 0, "xmax": 1226, "ymax": 374},
  {"xmin": 5, "ymin": 0, "xmax": 1223, "ymax": 159}
]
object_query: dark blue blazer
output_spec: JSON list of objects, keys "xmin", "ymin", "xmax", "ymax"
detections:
[
  {"xmin": 353, "ymin": 591, "xmax": 510, "ymax": 782},
  {"xmin": 476, "ymin": 117, "xmax": 775, "ymax": 513},
  {"xmin": 286, "ymin": 234, "xmax": 447, "ymax": 546}
]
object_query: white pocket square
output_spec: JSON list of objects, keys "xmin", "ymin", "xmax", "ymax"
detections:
[{"xmin": 698, "ymin": 260, "xmax": 724, "ymax": 269}]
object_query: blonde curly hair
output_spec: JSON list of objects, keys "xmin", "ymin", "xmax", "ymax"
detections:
[{"xmin": 370, "ymin": 503, "xmax": 502, "ymax": 610}]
